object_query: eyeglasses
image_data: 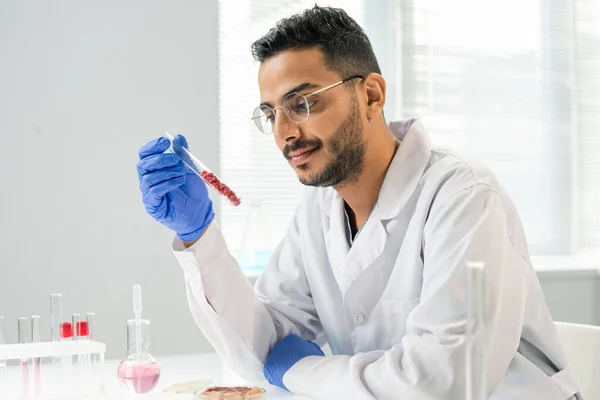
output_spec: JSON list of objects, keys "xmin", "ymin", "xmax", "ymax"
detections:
[{"xmin": 251, "ymin": 75, "xmax": 364, "ymax": 135}]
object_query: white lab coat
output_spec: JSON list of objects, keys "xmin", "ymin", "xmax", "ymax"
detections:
[{"xmin": 172, "ymin": 120, "xmax": 580, "ymax": 400}]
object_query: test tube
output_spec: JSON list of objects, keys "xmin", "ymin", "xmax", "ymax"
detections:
[
  {"xmin": 50, "ymin": 293, "xmax": 62, "ymax": 376},
  {"xmin": 18, "ymin": 317, "xmax": 30, "ymax": 399},
  {"xmin": 60, "ymin": 322, "xmax": 73, "ymax": 394},
  {"xmin": 86, "ymin": 313, "xmax": 97, "ymax": 368},
  {"xmin": 86, "ymin": 313, "xmax": 95, "ymax": 340},
  {"xmin": 71, "ymin": 314, "xmax": 80, "ymax": 339},
  {"xmin": 71, "ymin": 314, "xmax": 80, "ymax": 375},
  {"xmin": 0, "ymin": 317, "xmax": 7, "ymax": 396},
  {"xmin": 465, "ymin": 261, "xmax": 487, "ymax": 400},
  {"xmin": 31, "ymin": 316, "xmax": 41, "ymax": 395},
  {"xmin": 76, "ymin": 321, "xmax": 90, "ymax": 388},
  {"xmin": 86, "ymin": 313, "xmax": 100, "ymax": 392},
  {"xmin": 50, "ymin": 294, "xmax": 63, "ymax": 342},
  {"xmin": 164, "ymin": 131, "xmax": 241, "ymax": 207},
  {"xmin": 50, "ymin": 293, "xmax": 64, "ymax": 382}
]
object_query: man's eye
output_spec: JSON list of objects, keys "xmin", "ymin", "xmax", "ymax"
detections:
[{"xmin": 296, "ymin": 101, "xmax": 316, "ymax": 113}]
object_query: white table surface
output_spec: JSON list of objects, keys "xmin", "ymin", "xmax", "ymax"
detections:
[
  {"xmin": 102, "ymin": 352, "xmax": 304, "ymax": 400},
  {"xmin": 2, "ymin": 352, "xmax": 311, "ymax": 400}
]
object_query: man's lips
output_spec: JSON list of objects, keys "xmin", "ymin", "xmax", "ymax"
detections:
[{"xmin": 287, "ymin": 147, "xmax": 319, "ymax": 165}]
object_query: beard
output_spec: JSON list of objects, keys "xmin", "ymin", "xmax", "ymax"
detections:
[{"xmin": 283, "ymin": 98, "xmax": 366, "ymax": 187}]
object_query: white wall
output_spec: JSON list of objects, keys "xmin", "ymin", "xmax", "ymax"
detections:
[
  {"xmin": 538, "ymin": 270, "xmax": 600, "ymax": 326},
  {"xmin": 0, "ymin": 1, "xmax": 219, "ymax": 358}
]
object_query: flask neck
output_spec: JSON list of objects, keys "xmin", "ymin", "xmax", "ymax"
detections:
[{"xmin": 127, "ymin": 319, "xmax": 151, "ymax": 357}]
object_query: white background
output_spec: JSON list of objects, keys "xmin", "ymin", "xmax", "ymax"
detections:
[{"xmin": 0, "ymin": 0, "xmax": 598, "ymax": 361}]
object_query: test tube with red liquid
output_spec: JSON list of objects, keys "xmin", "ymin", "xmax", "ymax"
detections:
[{"xmin": 164, "ymin": 131, "xmax": 241, "ymax": 207}]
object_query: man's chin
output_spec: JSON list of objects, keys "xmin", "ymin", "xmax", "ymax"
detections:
[
  {"xmin": 296, "ymin": 167, "xmax": 320, "ymax": 187},
  {"xmin": 297, "ymin": 170, "xmax": 337, "ymax": 188}
]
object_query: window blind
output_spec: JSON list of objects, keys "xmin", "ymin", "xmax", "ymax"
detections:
[{"xmin": 385, "ymin": 0, "xmax": 600, "ymax": 254}]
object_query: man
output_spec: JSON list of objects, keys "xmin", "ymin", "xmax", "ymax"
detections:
[{"xmin": 136, "ymin": 6, "xmax": 580, "ymax": 400}]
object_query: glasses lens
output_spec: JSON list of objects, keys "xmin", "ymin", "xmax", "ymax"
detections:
[
  {"xmin": 252, "ymin": 106, "xmax": 274, "ymax": 135},
  {"xmin": 283, "ymin": 93, "xmax": 310, "ymax": 123}
]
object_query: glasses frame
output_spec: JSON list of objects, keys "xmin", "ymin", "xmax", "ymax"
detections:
[{"xmin": 251, "ymin": 74, "xmax": 364, "ymax": 135}]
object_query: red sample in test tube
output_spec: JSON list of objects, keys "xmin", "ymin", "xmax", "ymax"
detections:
[
  {"xmin": 200, "ymin": 171, "xmax": 241, "ymax": 206},
  {"xmin": 76, "ymin": 321, "xmax": 89, "ymax": 338},
  {"xmin": 60, "ymin": 322, "xmax": 73, "ymax": 339},
  {"xmin": 164, "ymin": 131, "xmax": 241, "ymax": 207}
]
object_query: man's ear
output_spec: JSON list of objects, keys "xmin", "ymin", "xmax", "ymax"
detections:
[{"xmin": 363, "ymin": 73, "xmax": 386, "ymax": 122}]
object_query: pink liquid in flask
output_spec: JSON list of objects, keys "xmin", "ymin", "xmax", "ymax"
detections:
[
  {"xmin": 117, "ymin": 360, "xmax": 161, "ymax": 394},
  {"xmin": 117, "ymin": 312, "xmax": 161, "ymax": 394}
]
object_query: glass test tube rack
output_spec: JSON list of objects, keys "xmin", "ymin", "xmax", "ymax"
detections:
[{"xmin": 0, "ymin": 340, "xmax": 106, "ymax": 399}]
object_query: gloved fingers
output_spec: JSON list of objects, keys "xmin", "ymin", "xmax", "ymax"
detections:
[
  {"xmin": 139, "ymin": 137, "xmax": 170, "ymax": 159},
  {"xmin": 145, "ymin": 175, "xmax": 186, "ymax": 202},
  {"xmin": 173, "ymin": 134, "xmax": 189, "ymax": 149},
  {"xmin": 264, "ymin": 364, "xmax": 277, "ymax": 386},
  {"xmin": 309, "ymin": 341, "xmax": 325, "ymax": 356},
  {"xmin": 170, "ymin": 136, "xmax": 196, "ymax": 168},
  {"xmin": 144, "ymin": 194, "xmax": 166, "ymax": 215},
  {"xmin": 139, "ymin": 164, "xmax": 188, "ymax": 193},
  {"xmin": 137, "ymin": 153, "xmax": 183, "ymax": 177},
  {"xmin": 281, "ymin": 335, "xmax": 302, "ymax": 345}
]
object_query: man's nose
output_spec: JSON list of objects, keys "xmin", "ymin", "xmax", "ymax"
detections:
[{"xmin": 273, "ymin": 108, "xmax": 299, "ymax": 142}]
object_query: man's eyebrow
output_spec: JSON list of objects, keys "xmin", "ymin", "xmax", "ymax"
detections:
[{"xmin": 260, "ymin": 82, "xmax": 321, "ymax": 108}]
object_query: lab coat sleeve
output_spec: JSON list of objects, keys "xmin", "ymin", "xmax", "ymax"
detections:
[
  {"xmin": 283, "ymin": 184, "xmax": 533, "ymax": 400},
  {"xmin": 172, "ymin": 211, "xmax": 321, "ymax": 382}
]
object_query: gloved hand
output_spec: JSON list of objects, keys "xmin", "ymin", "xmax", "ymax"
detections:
[
  {"xmin": 137, "ymin": 135, "xmax": 215, "ymax": 242},
  {"xmin": 264, "ymin": 334, "xmax": 325, "ymax": 391}
]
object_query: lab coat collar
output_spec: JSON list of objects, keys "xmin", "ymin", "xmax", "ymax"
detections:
[
  {"xmin": 377, "ymin": 119, "xmax": 433, "ymax": 219},
  {"xmin": 321, "ymin": 119, "xmax": 433, "ymax": 220},
  {"xmin": 322, "ymin": 120, "xmax": 432, "ymax": 294}
]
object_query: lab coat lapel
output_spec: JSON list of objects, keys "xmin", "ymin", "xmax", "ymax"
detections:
[
  {"xmin": 337, "ymin": 209, "xmax": 387, "ymax": 296},
  {"xmin": 336, "ymin": 120, "xmax": 433, "ymax": 296},
  {"xmin": 325, "ymin": 191, "xmax": 350, "ymax": 284}
]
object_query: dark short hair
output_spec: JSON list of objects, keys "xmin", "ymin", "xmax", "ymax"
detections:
[{"xmin": 251, "ymin": 5, "xmax": 381, "ymax": 79}]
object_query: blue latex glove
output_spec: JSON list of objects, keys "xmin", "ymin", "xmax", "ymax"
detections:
[
  {"xmin": 137, "ymin": 135, "xmax": 215, "ymax": 242},
  {"xmin": 264, "ymin": 334, "xmax": 325, "ymax": 391}
]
